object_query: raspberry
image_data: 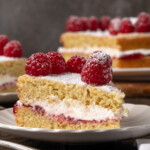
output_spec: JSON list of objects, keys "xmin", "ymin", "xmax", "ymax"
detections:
[
  {"xmin": 0, "ymin": 35, "xmax": 8, "ymax": 55},
  {"xmin": 67, "ymin": 55, "xmax": 86, "ymax": 73},
  {"xmin": 119, "ymin": 18, "xmax": 134, "ymax": 33},
  {"xmin": 65, "ymin": 16, "xmax": 82, "ymax": 32},
  {"xmin": 4, "ymin": 40, "xmax": 22, "ymax": 57},
  {"xmin": 80, "ymin": 17, "xmax": 89, "ymax": 31},
  {"xmin": 25, "ymin": 53, "xmax": 52, "ymax": 76},
  {"xmin": 89, "ymin": 16, "xmax": 99, "ymax": 31},
  {"xmin": 108, "ymin": 17, "xmax": 122, "ymax": 35},
  {"xmin": 46, "ymin": 51, "xmax": 66, "ymax": 74},
  {"xmin": 81, "ymin": 51, "xmax": 112, "ymax": 85},
  {"xmin": 135, "ymin": 12, "xmax": 150, "ymax": 32},
  {"xmin": 99, "ymin": 16, "xmax": 111, "ymax": 31}
]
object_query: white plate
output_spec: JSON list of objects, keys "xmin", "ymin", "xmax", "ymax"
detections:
[
  {"xmin": 0, "ymin": 104, "xmax": 150, "ymax": 143},
  {"xmin": 113, "ymin": 68, "xmax": 150, "ymax": 77},
  {"xmin": 0, "ymin": 93, "xmax": 18, "ymax": 103}
]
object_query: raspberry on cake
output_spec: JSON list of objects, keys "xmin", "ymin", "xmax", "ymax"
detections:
[
  {"xmin": 25, "ymin": 53, "xmax": 52, "ymax": 76},
  {"xmin": 0, "ymin": 37, "xmax": 26, "ymax": 93},
  {"xmin": 4, "ymin": 40, "xmax": 23, "ymax": 57},
  {"xmin": 0, "ymin": 35, "xmax": 8, "ymax": 55},
  {"xmin": 99, "ymin": 16, "xmax": 111, "ymax": 31},
  {"xmin": 59, "ymin": 12, "xmax": 150, "ymax": 68},
  {"xmin": 14, "ymin": 51, "xmax": 128, "ymax": 129},
  {"xmin": 46, "ymin": 51, "xmax": 66, "ymax": 74},
  {"xmin": 67, "ymin": 55, "xmax": 86, "ymax": 73}
]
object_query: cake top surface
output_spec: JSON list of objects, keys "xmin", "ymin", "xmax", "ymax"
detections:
[
  {"xmin": 33, "ymin": 73, "xmax": 119, "ymax": 93},
  {"xmin": 0, "ymin": 56, "xmax": 25, "ymax": 62}
]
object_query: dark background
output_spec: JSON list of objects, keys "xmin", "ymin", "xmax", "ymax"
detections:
[{"xmin": 0, "ymin": 0, "xmax": 149, "ymax": 57}]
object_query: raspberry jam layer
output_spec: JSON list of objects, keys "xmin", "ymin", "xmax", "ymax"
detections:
[
  {"xmin": 13, "ymin": 103, "xmax": 120, "ymax": 125},
  {"xmin": 118, "ymin": 53, "xmax": 144, "ymax": 60},
  {"xmin": 0, "ymin": 81, "xmax": 16, "ymax": 90}
]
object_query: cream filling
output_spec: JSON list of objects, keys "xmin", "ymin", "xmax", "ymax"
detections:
[
  {"xmin": 33, "ymin": 73, "xmax": 118, "ymax": 93},
  {"xmin": 17, "ymin": 96, "xmax": 127, "ymax": 121},
  {"xmin": 0, "ymin": 56, "xmax": 24, "ymax": 62},
  {"xmin": 0, "ymin": 74, "xmax": 17, "ymax": 86},
  {"xmin": 58, "ymin": 47, "xmax": 150, "ymax": 58}
]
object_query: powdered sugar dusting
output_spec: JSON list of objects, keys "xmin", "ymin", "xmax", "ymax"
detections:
[
  {"xmin": 112, "ymin": 18, "xmax": 122, "ymax": 31},
  {"xmin": 0, "ymin": 56, "xmax": 24, "ymax": 62},
  {"xmin": 33, "ymin": 73, "xmax": 119, "ymax": 93},
  {"xmin": 88, "ymin": 51, "xmax": 109, "ymax": 65}
]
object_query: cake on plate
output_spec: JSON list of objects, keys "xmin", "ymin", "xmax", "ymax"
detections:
[
  {"xmin": 0, "ymin": 35, "xmax": 26, "ymax": 93},
  {"xmin": 58, "ymin": 12, "xmax": 150, "ymax": 68},
  {"xmin": 14, "ymin": 51, "xmax": 128, "ymax": 129}
]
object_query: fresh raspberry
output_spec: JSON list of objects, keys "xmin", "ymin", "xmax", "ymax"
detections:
[
  {"xmin": 99, "ymin": 16, "xmax": 111, "ymax": 31},
  {"xmin": 3, "ymin": 40, "xmax": 22, "ymax": 57},
  {"xmin": 135, "ymin": 12, "xmax": 150, "ymax": 32},
  {"xmin": 25, "ymin": 53, "xmax": 52, "ymax": 76},
  {"xmin": 108, "ymin": 17, "xmax": 122, "ymax": 35},
  {"xmin": 65, "ymin": 16, "xmax": 82, "ymax": 32},
  {"xmin": 89, "ymin": 16, "xmax": 99, "ymax": 31},
  {"xmin": 119, "ymin": 18, "xmax": 134, "ymax": 33},
  {"xmin": 46, "ymin": 51, "xmax": 66, "ymax": 74},
  {"xmin": 80, "ymin": 17, "xmax": 89, "ymax": 31},
  {"xmin": 67, "ymin": 55, "xmax": 86, "ymax": 73},
  {"xmin": 0, "ymin": 35, "xmax": 8, "ymax": 55},
  {"xmin": 81, "ymin": 51, "xmax": 112, "ymax": 85}
]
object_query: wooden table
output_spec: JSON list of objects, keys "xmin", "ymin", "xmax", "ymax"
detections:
[{"xmin": 0, "ymin": 97, "xmax": 150, "ymax": 150}]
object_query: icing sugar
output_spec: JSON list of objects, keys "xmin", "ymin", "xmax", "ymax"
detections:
[
  {"xmin": 32, "ymin": 73, "xmax": 119, "ymax": 93},
  {"xmin": 0, "ymin": 56, "xmax": 24, "ymax": 62}
]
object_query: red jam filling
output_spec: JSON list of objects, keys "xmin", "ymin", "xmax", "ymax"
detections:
[
  {"xmin": 118, "ymin": 53, "xmax": 144, "ymax": 60},
  {"xmin": 13, "ymin": 103, "xmax": 120, "ymax": 124},
  {"xmin": 0, "ymin": 81, "xmax": 16, "ymax": 90}
]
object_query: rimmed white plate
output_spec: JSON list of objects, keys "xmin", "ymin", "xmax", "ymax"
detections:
[
  {"xmin": 0, "ymin": 93, "xmax": 18, "ymax": 103},
  {"xmin": 0, "ymin": 104, "xmax": 150, "ymax": 142},
  {"xmin": 113, "ymin": 68, "xmax": 150, "ymax": 77}
]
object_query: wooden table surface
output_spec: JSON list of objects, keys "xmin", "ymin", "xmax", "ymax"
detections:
[{"xmin": 0, "ymin": 97, "xmax": 150, "ymax": 150}]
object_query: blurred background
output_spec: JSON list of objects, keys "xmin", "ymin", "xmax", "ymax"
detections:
[{"xmin": 0, "ymin": 0, "xmax": 149, "ymax": 57}]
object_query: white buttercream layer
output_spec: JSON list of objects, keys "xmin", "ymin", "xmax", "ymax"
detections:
[
  {"xmin": 58, "ymin": 47, "xmax": 150, "ymax": 58},
  {"xmin": 17, "ymin": 96, "xmax": 127, "ymax": 121},
  {"xmin": 0, "ymin": 74, "xmax": 17, "ymax": 86},
  {"xmin": 0, "ymin": 56, "xmax": 24, "ymax": 62}
]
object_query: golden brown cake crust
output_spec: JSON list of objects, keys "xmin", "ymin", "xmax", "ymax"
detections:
[
  {"xmin": 14, "ymin": 106, "xmax": 120, "ymax": 129},
  {"xmin": 60, "ymin": 32, "xmax": 150, "ymax": 50},
  {"xmin": 0, "ymin": 58, "xmax": 26, "ymax": 76}
]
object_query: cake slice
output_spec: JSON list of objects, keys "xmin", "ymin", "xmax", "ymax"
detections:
[
  {"xmin": 14, "ymin": 51, "xmax": 128, "ymax": 129},
  {"xmin": 0, "ymin": 35, "xmax": 26, "ymax": 93},
  {"xmin": 0, "ymin": 56, "xmax": 26, "ymax": 93}
]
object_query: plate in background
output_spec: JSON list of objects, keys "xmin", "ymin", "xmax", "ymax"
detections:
[
  {"xmin": 113, "ymin": 68, "xmax": 150, "ymax": 81},
  {"xmin": 0, "ymin": 93, "xmax": 18, "ymax": 103},
  {"xmin": 0, "ymin": 104, "xmax": 150, "ymax": 142}
]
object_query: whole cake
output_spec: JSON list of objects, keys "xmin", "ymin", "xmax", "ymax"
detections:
[
  {"xmin": 58, "ymin": 12, "xmax": 150, "ymax": 68},
  {"xmin": 0, "ymin": 35, "xmax": 26, "ymax": 93},
  {"xmin": 14, "ymin": 51, "xmax": 128, "ymax": 129}
]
